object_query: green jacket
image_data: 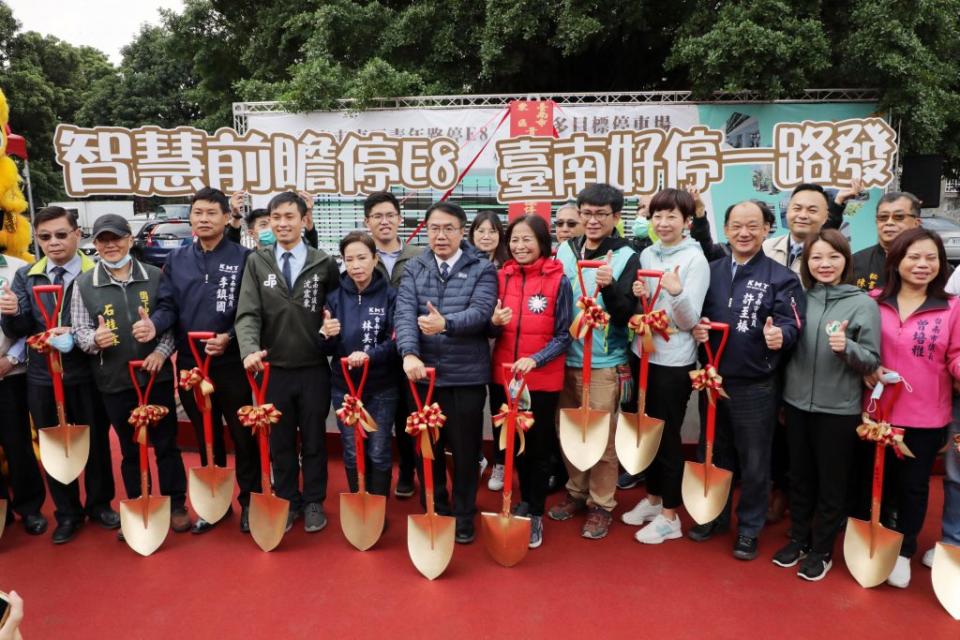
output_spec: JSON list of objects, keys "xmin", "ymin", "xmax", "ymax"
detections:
[
  {"xmin": 235, "ymin": 246, "xmax": 339, "ymax": 369},
  {"xmin": 783, "ymin": 283, "xmax": 881, "ymax": 415},
  {"xmin": 374, "ymin": 242, "xmax": 423, "ymax": 289}
]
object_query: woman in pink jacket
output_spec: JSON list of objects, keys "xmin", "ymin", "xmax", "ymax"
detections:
[{"xmin": 868, "ymin": 227, "xmax": 960, "ymax": 588}]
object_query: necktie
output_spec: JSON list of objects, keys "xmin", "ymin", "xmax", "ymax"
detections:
[
  {"xmin": 789, "ymin": 243, "xmax": 802, "ymax": 265},
  {"xmin": 51, "ymin": 266, "xmax": 66, "ymax": 286},
  {"xmin": 731, "ymin": 261, "xmax": 738, "ymax": 281},
  {"xmin": 282, "ymin": 252, "xmax": 293, "ymax": 290},
  {"xmin": 440, "ymin": 261, "xmax": 449, "ymax": 281}
]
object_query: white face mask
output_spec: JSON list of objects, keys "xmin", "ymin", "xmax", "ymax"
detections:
[{"xmin": 101, "ymin": 254, "xmax": 132, "ymax": 269}]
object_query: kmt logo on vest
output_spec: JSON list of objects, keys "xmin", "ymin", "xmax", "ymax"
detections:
[
  {"xmin": 527, "ymin": 294, "xmax": 548, "ymax": 314},
  {"xmin": 264, "ymin": 274, "xmax": 278, "ymax": 288}
]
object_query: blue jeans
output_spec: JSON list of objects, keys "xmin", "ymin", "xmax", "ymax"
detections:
[
  {"xmin": 332, "ymin": 385, "xmax": 397, "ymax": 473},
  {"xmin": 944, "ymin": 396, "xmax": 960, "ymax": 546}
]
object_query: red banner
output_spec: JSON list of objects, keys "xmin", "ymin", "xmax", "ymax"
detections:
[{"xmin": 507, "ymin": 100, "xmax": 554, "ymax": 227}]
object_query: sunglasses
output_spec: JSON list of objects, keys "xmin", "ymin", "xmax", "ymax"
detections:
[
  {"xmin": 555, "ymin": 220, "xmax": 580, "ymax": 228},
  {"xmin": 876, "ymin": 213, "xmax": 917, "ymax": 223},
  {"xmin": 37, "ymin": 231, "xmax": 73, "ymax": 242}
]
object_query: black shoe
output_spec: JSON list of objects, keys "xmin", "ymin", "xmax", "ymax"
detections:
[
  {"xmin": 23, "ymin": 513, "xmax": 48, "ymax": 535},
  {"xmin": 687, "ymin": 519, "xmax": 729, "ymax": 542},
  {"xmin": 511, "ymin": 501, "xmax": 530, "ymax": 517},
  {"xmin": 617, "ymin": 471, "xmax": 645, "ymax": 490},
  {"xmin": 455, "ymin": 519, "xmax": 475, "ymax": 544},
  {"xmin": 89, "ymin": 508, "xmax": 121, "ymax": 530},
  {"xmin": 733, "ymin": 534, "xmax": 759, "ymax": 560},
  {"xmin": 395, "ymin": 474, "xmax": 415, "ymax": 499},
  {"xmin": 240, "ymin": 506, "xmax": 250, "ymax": 533},
  {"xmin": 192, "ymin": 518, "xmax": 216, "ymax": 535},
  {"xmin": 798, "ymin": 552, "xmax": 833, "ymax": 581},
  {"xmin": 285, "ymin": 508, "xmax": 302, "ymax": 533},
  {"xmin": 52, "ymin": 519, "xmax": 83, "ymax": 544},
  {"xmin": 772, "ymin": 540, "xmax": 810, "ymax": 568}
]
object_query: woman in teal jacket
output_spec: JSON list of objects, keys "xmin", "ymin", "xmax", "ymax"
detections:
[{"xmin": 776, "ymin": 229, "xmax": 881, "ymax": 581}]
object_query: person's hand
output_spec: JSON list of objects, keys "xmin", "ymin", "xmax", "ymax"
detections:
[
  {"xmin": 298, "ymin": 191, "xmax": 315, "ymax": 229},
  {"xmin": 660, "ymin": 265, "xmax": 683, "ymax": 296},
  {"xmin": 131, "ymin": 306, "xmax": 156, "ymax": 343},
  {"xmin": 0, "ymin": 283, "xmax": 18, "ymax": 316},
  {"xmin": 403, "ymin": 354, "xmax": 426, "ymax": 381},
  {"xmin": 594, "ymin": 251, "xmax": 614, "ymax": 288},
  {"xmin": 828, "ymin": 320, "xmax": 849, "ymax": 353},
  {"xmin": 863, "ymin": 366, "xmax": 891, "ymax": 390},
  {"xmin": 229, "ymin": 191, "xmax": 246, "ymax": 216},
  {"xmin": 512, "ymin": 357, "xmax": 537, "ymax": 375},
  {"xmin": 204, "ymin": 333, "xmax": 231, "ymax": 356},
  {"xmin": 631, "ymin": 278, "xmax": 649, "ymax": 300},
  {"xmin": 243, "ymin": 349, "xmax": 268, "ymax": 373},
  {"xmin": 685, "ymin": 182, "xmax": 706, "ymax": 217},
  {"xmin": 491, "ymin": 299, "xmax": 512, "ymax": 326},
  {"xmin": 346, "ymin": 351, "xmax": 369, "ymax": 369},
  {"xmin": 0, "ymin": 589, "xmax": 24, "ymax": 640},
  {"xmin": 835, "ymin": 178, "xmax": 864, "ymax": 205},
  {"xmin": 321, "ymin": 309, "xmax": 340, "ymax": 338},
  {"xmin": 763, "ymin": 316, "xmax": 783, "ymax": 350},
  {"xmin": 141, "ymin": 351, "xmax": 166, "ymax": 374},
  {"xmin": 0, "ymin": 356, "xmax": 13, "ymax": 379},
  {"xmin": 418, "ymin": 301, "xmax": 446, "ymax": 335},
  {"xmin": 94, "ymin": 315, "xmax": 116, "ymax": 350},
  {"xmin": 692, "ymin": 317, "xmax": 710, "ymax": 343}
]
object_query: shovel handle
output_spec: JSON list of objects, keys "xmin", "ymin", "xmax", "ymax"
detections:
[
  {"xmin": 187, "ymin": 331, "xmax": 216, "ymax": 374},
  {"xmin": 340, "ymin": 356, "xmax": 369, "ymax": 398},
  {"xmin": 500, "ymin": 364, "xmax": 529, "ymax": 515},
  {"xmin": 575, "ymin": 260, "xmax": 606, "ymax": 299},
  {"xmin": 703, "ymin": 322, "xmax": 730, "ymax": 367},
  {"xmin": 243, "ymin": 363, "xmax": 274, "ymax": 490},
  {"xmin": 245, "ymin": 363, "xmax": 272, "ymax": 406},
  {"xmin": 407, "ymin": 367, "xmax": 437, "ymax": 413},
  {"xmin": 128, "ymin": 360, "xmax": 158, "ymax": 407},
  {"xmin": 636, "ymin": 269, "xmax": 664, "ymax": 314},
  {"xmin": 32, "ymin": 284, "xmax": 64, "ymax": 330},
  {"xmin": 341, "ymin": 357, "xmax": 371, "ymax": 482}
]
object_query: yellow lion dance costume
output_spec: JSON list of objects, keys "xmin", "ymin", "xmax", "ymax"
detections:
[{"xmin": 0, "ymin": 87, "xmax": 34, "ymax": 263}]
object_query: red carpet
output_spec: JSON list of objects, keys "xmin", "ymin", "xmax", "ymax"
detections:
[{"xmin": 1, "ymin": 432, "xmax": 957, "ymax": 639}]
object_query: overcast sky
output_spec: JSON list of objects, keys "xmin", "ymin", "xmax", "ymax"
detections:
[{"xmin": 7, "ymin": 0, "xmax": 184, "ymax": 65}]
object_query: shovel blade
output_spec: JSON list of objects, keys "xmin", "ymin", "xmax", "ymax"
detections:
[
  {"xmin": 615, "ymin": 411, "xmax": 664, "ymax": 475},
  {"xmin": 681, "ymin": 461, "xmax": 733, "ymax": 525},
  {"xmin": 0, "ymin": 499, "xmax": 6, "ymax": 541},
  {"xmin": 480, "ymin": 511, "xmax": 531, "ymax": 568},
  {"xmin": 931, "ymin": 542, "xmax": 960, "ymax": 619},
  {"xmin": 119, "ymin": 495, "xmax": 171, "ymax": 557},
  {"xmin": 188, "ymin": 465, "xmax": 236, "ymax": 523},
  {"xmin": 249, "ymin": 492, "xmax": 290, "ymax": 553},
  {"xmin": 407, "ymin": 512, "xmax": 455, "ymax": 580},
  {"xmin": 843, "ymin": 517, "xmax": 903, "ymax": 588},
  {"xmin": 558, "ymin": 407, "xmax": 610, "ymax": 472},
  {"xmin": 38, "ymin": 425, "xmax": 91, "ymax": 485},
  {"xmin": 339, "ymin": 491, "xmax": 386, "ymax": 551}
]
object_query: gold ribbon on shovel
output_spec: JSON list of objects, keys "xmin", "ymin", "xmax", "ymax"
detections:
[
  {"xmin": 405, "ymin": 403, "xmax": 446, "ymax": 460},
  {"xmin": 336, "ymin": 395, "xmax": 377, "ymax": 436},
  {"xmin": 628, "ymin": 309, "xmax": 673, "ymax": 354},
  {"xmin": 179, "ymin": 367, "xmax": 215, "ymax": 410},
  {"xmin": 493, "ymin": 403, "xmax": 534, "ymax": 455},
  {"xmin": 570, "ymin": 295, "xmax": 609, "ymax": 340},
  {"xmin": 26, "ymin": 330, "xmax": 56, "ymax": 355},
  {"xmin": 857, "ymin": 413, "xmax": 914, "ymax": 459},
  {"xmin": 689, "ymin": 364, "xmax": 729, "ymax": 405},
  {"xmin": 238, "ymin": 403, "xmax": 282, "ymax": 437},
  {"xmin": 128, "ymin": 404, "xmax": 169, "ymax": 446}
]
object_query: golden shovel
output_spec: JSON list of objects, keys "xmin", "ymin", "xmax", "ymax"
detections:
[
  {"xmin": 932, "ymin": 542, "xmax": 960, "ymax": 619},
  {"xmin": 185, "ymin": 331, "xmax": 235, "ymax": 524},
  {"xmin": 338, "ymin": 357, "xmax": 386, "ymax": 551},
  {"xmin": 32, "ymin": 285, "xmax": 89, "ymax": 484},
  {"xmin": 682, "ymin": 322, "xmax": 734, "ymax": 525},
  {"xmin": 244, "ymin": 364, "xmax": 290, "ymax": 552},
  {"xmin": 559, "ymin": 259, "xmax": 612, "ymax": 472},
  {"xmin": 616, "ymin": 269, "xmax": 666, "ymax": 475},
  {"xmin": 407, "ymin": 368, "xmax": 455, "ymax": 580},
  {"xmin": 119, "ymin": 361, "xmax": 171, "ymax": 557},
  {"xmin": 482, "ymin": 365, "xmax": 532, "ymax": 567}
]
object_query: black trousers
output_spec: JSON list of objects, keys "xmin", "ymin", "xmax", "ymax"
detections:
[
  {"xmin": 489, "ymin": 384, "xmax": 559, "ymax": 516},
  {"xmin": 890, "ymin": 425, "xmax": 947, "ymax": 558},
  {"xmin": 784, "ymin": 406, "xmax": 859, "ymax": 554},
  {"xmin": 179, "ymin": 359, "xmax": 261, "ymax": 508},
  {"xmin": 644, "ymin": 362, "xmax": 694, "ymax": 509},
  {"xmin": 101, "ymin": 382, "xmax": 187, "ymax": 510},
  {"xmin": 28, "ymin": 379, "xmax": 115, "ymax": 524},
  {"xmin": 393, "ymin": 376, "xmax": 416, "ymax": 480},
  {"xmin": 412, "ymin": 384, "xmax": 485, "ymax": 522},
  {"xmin": 0, "ymin": 375, "xmax": 45, "ymax": 517},
  {"xmin": 487, "ymin": 383, "xmax": 505, "ymax": 465},
  {"xmin": 266, "ymin": 364, "xmax": 330, "ymax": 511}
]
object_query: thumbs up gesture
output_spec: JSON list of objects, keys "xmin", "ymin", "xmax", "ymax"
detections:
[
  {"xmin": 131, "ymin": 306, "xmax": 156, "ymax": 343},
  {"xmin": 418, "ymin": 300, "xmax": 446, "ymax": 335},
  {"xmin": 595, "ymin": 250, "xmax": 614, "ymax": 288},
  {"xmin": 0, "ymin": 282, "xmax": 18, "ymax": 316},
  {"xmin": 828, "ymin": 320, "xmax": 849, "ymax": 353},
  {"xmin": 660, "ymin": 265, "xmax": 683, "ymax": 296},
  {"xmin": 320, "ymin": 308, "xmax": 340, "ymax": 338},
  {"xmin": 491, "ymin": 298, "xmax": 512, "ymax": 326},
  {"xmin": 94, "ymin": 314, "xmax": 116, "ymax": 350},
  {"xmin": 763, "ymin": 316, "xmax": 783, "ymax": 351}
]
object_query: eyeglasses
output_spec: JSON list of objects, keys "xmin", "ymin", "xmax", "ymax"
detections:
[
  {"xmin": 579, "ymin": 210, "xmax": 613, "ymax": 221},
  {"xmin": 37, "ymin": 231, "xmax": 73, "ymax": 241},
  {"xmin": 726, "ymin": 224, "xmax": 763, "ymax": 234},
  {"xmin": 427, "ymin": 225, "xmax": 462, "ymax": 236},
  {"xmin": 367, "ymin": 212, "xmax": 399, "ymax": 223},
  {"xmin": 555, "ymin": 220, "xmax": 580, "ymax": 228},
  {"xmin": 876, "ymin": 213, "xmax": 917, "ymax": 223}
]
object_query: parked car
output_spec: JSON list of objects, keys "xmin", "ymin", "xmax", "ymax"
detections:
[
  {"xmin": 132, "ymin": 220, "xmax": 194, "ymax": 266},
  {"xmin": 920, "ymin": 215, "xmax": 960, "ymax": 264}
]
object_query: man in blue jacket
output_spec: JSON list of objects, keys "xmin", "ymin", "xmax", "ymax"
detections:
[
  {"xmin": 691, "ymin": 199, "xmax": 805, "ymax": 560},
  {"xmin": 135, "ymin": 187, "xmax": 260, "ymax": 534},
  {"xmin": 395, "ymin": 201, "xmax": 498, "ymax": 544}
]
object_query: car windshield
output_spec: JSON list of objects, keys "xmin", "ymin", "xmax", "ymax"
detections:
[
  {"xmin": 921, "ymin": 217, "xmax": 960, "ymax": 231},
  {"xmin": 150, "ymin": 223, "xmax": 193, "ymax": 238}
]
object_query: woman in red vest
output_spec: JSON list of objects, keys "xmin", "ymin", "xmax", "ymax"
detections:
[{"xmin": 490, "ymin": 214, "xmax": 573, "ymax": 548}]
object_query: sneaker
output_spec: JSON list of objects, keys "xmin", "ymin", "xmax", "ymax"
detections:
[
  {"xmin": 488, "ymin": 464, "xmax": 505, "ymax": 491},
  {"xmin": 798, "ymin": 552, "xmax": 832, "ymax": 581},
  {"xmin": 635, "ymin": 513, "xmax": 682, "ymax": 544},
  {"xmin": 455, "ymin": 518, "xmax": 475, "ymax": 544},
  {"xmin": 479, "ymin": 455, "xmax": 489, "ymax": 479},
  {"xmin": 285, "ymin": 508, "xmax": 302, "ymax": 533},
  {"xmin": 687, "ymin": 519, "xmax": 729, "ymax": 542},
  {"xmin": 304, "ymin": 502, "xmax": 327, "ymax": 533},
  {"xmin": 547, "ymin": 493, "xmax": 587, "ymax": 521},
  {"xmin": 886, "ymin": 555, "xmax": 911, "ymax": 588},
  {"xmin": 772, "ymin": 540, "xmax": 810, "ymax": 568},
  {"xmin": 529, "ymin": 515, "xmax": 543, "ymax": 549},
  {"xmin": 621, "ymin": 497, "xmax": 662, "ymax": 526},
  {"xmin": 395, "ymin": 473, "xmax": 415, "ymax": 499},
  {"xmin": 617, "ymin": 471, "xmax": 645, "ymax": 490},
  {"xmin": 922, "ymin": 547, "xmax": 935, "ymax": 568},
  {"xmin": 170, "ymin": 507, "xmax": 191, "ymax": 533},
  {"xmin": 733, "ymin": 534, "xmax": 758, "ymax": 560},
  {"xmin": 191, "ymin": 518, "xmax": 215, "ymax": 535},
  {"xmin": 511, "ymin": 501, "xmax": 530, "ymax": 517},
  {"xmin": 581, "ymin": 507, "xmax": 612, "ymax": 540}
]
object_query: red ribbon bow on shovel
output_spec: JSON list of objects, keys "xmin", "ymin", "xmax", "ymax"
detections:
[
  {"xmin": 405, "ymin": 403, "xmax": 446, "ymax": 460},
  {"xmin": 628, "ymin": 309, "xmax": 673, "ymax": 354},
  {"xmin": 237, "ymin": 404, "xmax": 282, "ymax": 437},
  {"xmin": 570, "ymin": 295, "xmax": 609, "ymax": 340},
  {"xmin": 492, "ymin": 403, "xmax": 534, "ymax": 455},
  {"xmin": 179, "ymin": 367, "xmax": 215, "ymax": 408},
  {"xmin": 336, "ymin": 395, "xmax": 377, "ymax": 437},
  {"xmin": 857, "ymin": 413, "xmax": 914, "ymax": 460},
  {"xmin": 689, "ymin": 364, "xmax": 729, "ymax": 405},
  {"xmin": 27, "ymin": 329, "xmax": 57, "ymax": 355},
  {"xmin": 128, "ymin": 404, "xmax": 169, "ymax": 446}
]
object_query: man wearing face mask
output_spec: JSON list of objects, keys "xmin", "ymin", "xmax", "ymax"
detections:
[
  {"xmin": 0, "ymin": 206, "xmax": 118, "ymax": 544},
  {"xmin": 226, "ymin": 191, "xmax": 319, "ymax": 248}
]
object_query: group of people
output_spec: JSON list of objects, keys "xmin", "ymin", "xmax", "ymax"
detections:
[{"xmin": 0, "ymin": 180, "xmax": 957, "ymax": 589}]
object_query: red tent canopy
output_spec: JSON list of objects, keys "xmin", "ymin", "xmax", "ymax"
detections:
[{"xmin": 4, "ymin": 124, "xmax": 27, "ymax": 160}]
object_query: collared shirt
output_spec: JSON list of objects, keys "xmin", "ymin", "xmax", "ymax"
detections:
[
  {"xmin": 47, "ymin": 254, "xmax": 82, "ymax": 287},
  {"xmin": 435, "ymin": 248, "xmax": 463, "ymax": 274},
  {"xmin": 275, "ymin": 240, "xmax": 308, "ymax": 285},
  {"xmin": 377, "ymin": 247, "xmax": 402, "ymax": 277}
]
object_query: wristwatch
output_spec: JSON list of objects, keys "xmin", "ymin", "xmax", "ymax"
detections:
[{"xmin": 5, "ymin": 354, "xmax": 20, "ymax": 366}]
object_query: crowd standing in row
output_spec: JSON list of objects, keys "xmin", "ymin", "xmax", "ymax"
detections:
[{"xmin": 0, "ymin": 182, "xmax": 957, "ymax": 588}]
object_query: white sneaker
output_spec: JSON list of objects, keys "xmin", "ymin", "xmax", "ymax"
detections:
[
  {"xmin": 635, "ymin": 514, "xmax": 682, "ymax": 544},
  {"xmin": 922, "ymin": 547, "xmax": 935, "ymax": 568},
  {"xmin": 886, "ymin": 555, "xmax": 911, "ymax": 588},
  {"xmin": 621, "ymin": 497, "xmax": 662, "ymax": 525},
  {"xmin": 479, "ymin": 455, "xmax": 488, "ymax": 479},
  {"xmin": 488, "ymin": 464, "xmax": 505, "ymax": 491}
]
